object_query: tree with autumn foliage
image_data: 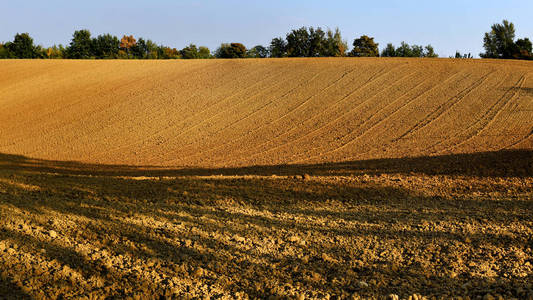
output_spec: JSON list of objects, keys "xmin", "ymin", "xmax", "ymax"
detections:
[
  {"xmin": 119, "ymin": 35, "xmax": 137, "ymax": 58},
  {"xmin": 325, "ymin": 28, "xmax": 348, "ymax": 57},
  {"xmin": 158, "ymin": 46, "xmax": 180, "ymax": 59}
]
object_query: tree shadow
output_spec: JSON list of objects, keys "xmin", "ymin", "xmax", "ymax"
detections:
[
  {"xmin": 0, "ymin": 275, "xmax": 32, "ymax": 300},
  {"xmin": 0, "ymin": 151, "xmax": 532, "ymax": 298},
  {"xmin": 0, "ymin": 149, "xmax": 532, "ymax": 178},
  {"xmin": 508, "ymin": 86, "xmax": 533, "ymax": 97}
]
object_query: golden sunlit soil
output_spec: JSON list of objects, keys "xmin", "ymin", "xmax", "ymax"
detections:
[
  {"xmin": 0, "ymin": 58, "xmax": 532, "ymax": 299},
  {"xmin": 0, "ymin": 58, "xmax": 531, "ymax": 166}
]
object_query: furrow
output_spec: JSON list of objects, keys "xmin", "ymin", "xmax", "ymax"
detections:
[
  {"xmin": 441, "ymin": 75, "xmax": 526, "ymax": 153},
  {"xmin": 394, "ymin": 70, "xmax": 495, "ymax": 142}
]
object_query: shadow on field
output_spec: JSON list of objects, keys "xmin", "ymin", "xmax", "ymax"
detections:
[
  {"xmin": 0, "ymin": 275, "xmax": 31, "ymax": 300},
  {"xmin": 0, "ymin": 149, "xmax": 532, "ymax": 178},
  {"xmin": 510, "ymin": 86, "xmax": 533, "ymax": 96},
  {"xmin": 0, "ymin": 151, "xmax": 532, "ymax": 298}
]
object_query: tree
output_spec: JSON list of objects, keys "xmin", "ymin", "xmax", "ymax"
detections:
[
  {"xmin": 131, "ymin": 38, "xmax": 149, "ymax": 59},
  {"xmin": 324, "ymin": 28, "xmax": 347, "ymax": 57},
  {"xmin": 454, "ymin": 51, "xmax": 473, "ymax": 59},
  {"xmin": 424, "ymin": 45, "xmax": 438, "ymax": 58},
  {"xmin": 381, "ymin": 42, "xmax": 437, "ymax": 57},
  {"xmin": 157, "ymin": 46, "xmax": 180, "ymax": 59},
  {"xmin": 67, "ymin": 30, "xmax": 93, "ymax": 59},
  {"xmin": 285, "ymin": 26, "xmax": 331, "ymax": 57},
  {"xmin": 247, "ymin": 45, "xmax": 269, "ymax": 58},
  {"xmin": 119, "ymin": 35, "xmax": 137, "ymax": 58},
  {"xmin": 7, "ymin": 33, "xmax": 37, "ymax": 58},
  {"xmin": 0, "ymin": 43, "xmax": 10, "ymax": 58},
  {"xmin": 42, "ymin": 44, "xmax": 66, "ymax": 59},
  {"xmin": 411, "ymin": 45, "xmax": 424, "ymax": 57},
  {"xmin": 215, "ymin": 43, "xmax": 247, "ymax": 58},
  {"xmin": 395, "ymin": 42, "xmax": 413, "ymax": 57},
  {"xmin": 180, "ymin": 44, "xmax": 199, "ymax": 59},
  {"xmin": 286, "ymin": 27, "xmax": 310, "ymax": 57},
  {"xmin": 93, "ymin": 34, "xmax": 119, "ymax": 59},
  {"xmin": 308, "ymin": 27, "xmax": 326, "ymax": 57},
  {"xmin": 198, "ymin": 46, "xmax": 211, "ymax": 59},
  {"xmin": 269, "ymin": 37, "xmax": 287, "ymax": 58},
  {"xmin": 350, "ymin": 35, "xmax": 379, "ymax": 57},
  {"xmin": 145, "ymin": 40, "xmax": 159, "ymax": 59},
  {"xmin": 381, "ymin": 43, "xmax": 396, "ymax": 57},
  {"xmin": 516, "ymin": 38, "xmax": 532, "ymax": 58},
  {"xmin": 482, "ymin": 20, "xmax": 516, "ymax": 59}
]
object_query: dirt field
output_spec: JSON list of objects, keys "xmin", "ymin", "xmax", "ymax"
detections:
[
  {"xmin": 0, "ymin": 58, "xmax": 532, "ymax": 299},
  {"xmin": 1, "ymin": 58, "xmax": 531, "ymax": 166}
]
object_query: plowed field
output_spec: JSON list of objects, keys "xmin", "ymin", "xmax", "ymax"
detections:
[
  {"xmin": 1, "ymin": 58, "xmax": 532, "ymax": 166},
  {"xmin": 0, "ymin": 58, "xmax": 532, "ymax": 299}
]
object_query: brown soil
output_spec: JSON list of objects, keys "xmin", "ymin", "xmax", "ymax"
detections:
[
  {"xmin": 0, "ymin": 58, "xmax": 531, "ymax": 166},
  {"xmin": 0, "ymin": 58, "xmax": 532, "ymax": 299}
]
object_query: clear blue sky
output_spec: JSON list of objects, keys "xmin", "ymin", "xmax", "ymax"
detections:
[{"xmin": 2, "ymin": 0, "xmax": 533, "ymax": 57}]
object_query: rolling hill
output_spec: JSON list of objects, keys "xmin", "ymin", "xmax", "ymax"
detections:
[{"xmin": 1, "ymin": 58, "xmax": 531, "ymax": 168}]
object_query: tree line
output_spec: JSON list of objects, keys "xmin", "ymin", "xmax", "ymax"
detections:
[
  {"xmin": 0, "ymin": 20, "xmax": 530, "ymax": 60},
  {"xmin": 0, "ymin": 30, "xmax": 210, "ymax": 59},
  {"xmin": 0, "ymin": 27, "xmax": 435, "ymax": 60}
]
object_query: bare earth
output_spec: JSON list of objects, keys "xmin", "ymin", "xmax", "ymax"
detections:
[{"xmin": 0, "ymin": 58, "xmax": 532, "ymax": 299}]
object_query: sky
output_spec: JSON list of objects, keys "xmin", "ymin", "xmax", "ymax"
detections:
[{"xmin": 2, "ymin": 0, "xmax": 533, "ymax": 58}]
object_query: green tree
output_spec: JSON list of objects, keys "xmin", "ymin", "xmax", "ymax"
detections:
[
  {"xmin": 230, "ymin": 43, "xmax": 247, "ymax": 58},
  {"xmin": 286, "ymin": 27, "xmax": 310, "ymax": 57},
  {"xmin": 157, "ymin": 46, "xmax": 180, "ymax": 59},
  {"xmin": 44, "ymin": 45, "xmax": 66, "ymax": 59},
  {"xmin": 7, "ymin": 33, "xmax": 37, "ymax": 58},
  {"xmin": 67, "ymin": 30, "xmax": 93, "ymax": 58},
  {"xmin": 381, "ymin": 43, "xmax": 396, "ymax": 57},
  {"xmin": 247, "ymin": 45, "xmax": 269, "ymax": 58},
  {"xmin": 0, "ymin": 43, "xmax": 11, "ymax": 58},
  {"xmin": 308, "ymin": 27, "xmax": 326, "ymax": 57},
  {"xmin": 285, "ymin": 26, "xmax": 330, "ymax": 57},
  {"xmin": 381, "ymin": 42, "xmax": 437, "ymax": 58},
  {"xmin": 180, "ymin": 44, "xmax": 199, "ymax": 59},
  {"xmin": 424, "ymin": 45, "xmax": 438, "ymax": 58},
  {"xmin": 145, "ymin": 40, "xmax": 159, "ymax": 59},
  {"xmin": 131, "ymin": 38, "xmax": 149, "ymax": 59},
  {"xmin": 324, "ymin": 28, "xmax": 347, "ymax": 57},
  {"xmin": 180, "ymin": 44, "xmax": 211, "ymax": 59},
  {"xmin": 269, "ymin": 37, "xmax": 287, "ymax": 58},
  {"xmin": 482, "ymin": 20, "xmax": 516, "ymax": 59},
  {"xmin": 411, "ymin": 45, "xmax": 424, "ymax": 57},
  {"xmin": 395, "ymin": 42, "xmax": 413, "ymax": 57},
  {"xmin": 92, "ymin": 34, "xmax": 119, "ymax": 59},
  {"xmin": 34, "ymin": 45, "xmax": 47, "ymax": 58},
  {"xmin": 516, "ymin": 38, "xmax": 532, "ymax": 58},
  {"xmin": 198, "ymin": 46, "xmax": 211, "ymax": 59},
  {"xmin": 350, "ymin": 35, "xmax": 379, "ymax": 57},
  {"xmin": 215, "ymin": 43, "xmax": 247, "ymax": 58},
  {"xmin": 454, "ymin": 51, "xmax": 473, "ymax": 59}
]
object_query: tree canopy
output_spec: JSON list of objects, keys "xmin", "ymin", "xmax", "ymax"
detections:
[
  {"xmin": 0, "ymin": 25, "xmax": 454, "ymax": 60},
  {"xmin": 215, "ymin": 43, "xmax": 247, "ymax": 58},
  {"xmin": 67, "ymin": 30, "xmax": 93, "ymax": 59},
  {"xmin": 381, "ymin": 42, "xmax": 438, "ymax": 58},
  {"xmin": 247, "ymin": 45, "xmax": 269, "ymax": 58},
  {"xmin": 350, "ymin": 35, "xmax": 379, "ymax": 57},
  {"xmin": 481, "ymin": 20, "xmax": 531, "ymax": 59},
  {"xmin": 269, "ymin": 37, "xmax": 287, "ymax": 58},
  {"xmin": 7, "ymin": 33, "xmax": 37, "ymax": 58}
]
